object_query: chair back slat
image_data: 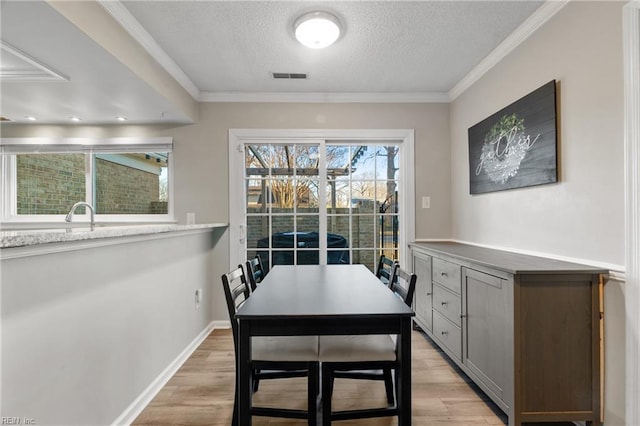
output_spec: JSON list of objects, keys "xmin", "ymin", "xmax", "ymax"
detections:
[
  {"xmin": 389, "ymin": 264, "xmax": 417, "ymax": 307},
  {"xmin": 376, "ymin": 255, "xmax": 397, "ymax": 286},
  {"xmin": 245, "ymin": 256, "xmax": 266, "ymax": 292},
  {"xmin": 221, "ymin": 266, "xmax": 250, "ymax": 349}
]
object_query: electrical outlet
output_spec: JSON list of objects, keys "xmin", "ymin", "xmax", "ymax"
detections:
[{"xmin": 195, "ymin": 289, "xmax": 202, "ymax": 309}]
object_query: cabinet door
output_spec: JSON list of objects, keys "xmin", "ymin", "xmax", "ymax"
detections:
[
  {"xmin": 462, "ymin": 267, "xmax": 510, "ymax": 407},
  {"xmin": 413, "ymin": 251, "xmax": 432, "ymax": 332}
]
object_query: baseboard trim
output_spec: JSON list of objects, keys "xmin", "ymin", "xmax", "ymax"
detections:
[
  {"xmin": 212, "ymin": 320, "xmax": 231, "ymax": 329},
  {"xmin": 111, "ymin": 321, "xmax": 217, "ymax": 426}
]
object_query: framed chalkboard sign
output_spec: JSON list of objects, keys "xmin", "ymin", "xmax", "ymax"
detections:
[{"xmin": 468, "ymin": 80, "xmax": 557, "ymax": 194}]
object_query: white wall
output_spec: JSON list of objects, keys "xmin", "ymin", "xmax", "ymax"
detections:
[
  {"xmin": 172, "ymin": 102, "xmax": 451, "ymax": 311},
  {"xmin": 0, "ymin": 229, "xmax": 223, "ymax": 425},
  {"xmin": 0, "ymin": 102, "xmax": 452, "ymax": 325},
  {"xmin": 173, "ymin": 102, "xmax": 452, "ymax": 242},
  {"xmin": 450, "ymin": 1, "xmax": 624, "ymax": 268},
  {"xmin": 449, "ymin": 2, "xmax": 626, "ymax": 424}
]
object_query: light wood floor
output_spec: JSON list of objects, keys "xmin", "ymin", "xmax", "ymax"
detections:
[{"xmin": 133, "ymin": 328, "xmax": 509, "ymax": 425}]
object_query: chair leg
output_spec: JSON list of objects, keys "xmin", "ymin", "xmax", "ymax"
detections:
[
  {"xmin": 383, "ymin": 368, "xmax": 395, "ymax": 406},
  {"xmin": 252, "ymin": 368, "xmax": 260, "ymax": 393},
  {"xmin": 308, "ymin": 362, "xmax": 319, "ymax": 426},
  {"xmin": 232, "ymin": 381, "xmax": 239, "ymax": 426},
  {"xmin": 329, "ymin": 375, "xmax": 334, "ymax": 398},
  {"xmin": 322, "ymin": 364, "xmax": 332, "ymax": 426}
]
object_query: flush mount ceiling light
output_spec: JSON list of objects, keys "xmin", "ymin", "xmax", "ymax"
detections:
[{"xmin": 294, "ymin": 11, "xmax": 342, "ymax": 49}]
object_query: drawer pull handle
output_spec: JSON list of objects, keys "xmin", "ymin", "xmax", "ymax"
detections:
[
  {"xmin": 426, "ymin": 292, "xmax": 432, "ymax": 296},
  {"xmin": 441, "ymin": 331, "xmax": 448, "ymax": 336},
  {"xmin": 440, "ymin": 272, "xmax": 448, "ymax": 277},
  {"xmin": 441, "ymin": 301, "xmax": 448, "ymax": 306}
]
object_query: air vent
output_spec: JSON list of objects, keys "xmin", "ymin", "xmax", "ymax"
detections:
[{"xmin": 272, "ymin": 72, "xmax": 308, "ymax": 80}]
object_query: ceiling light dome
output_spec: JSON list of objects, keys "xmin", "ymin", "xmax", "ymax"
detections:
[{"xmin": 294, "ymin": 11, "xmax": 342, "ymax": 49}]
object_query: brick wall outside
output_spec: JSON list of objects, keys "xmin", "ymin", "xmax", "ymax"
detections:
[
  {"xmin": 16, "ymin": 155, "xmax": 166, "ymax": 215},
  {"xmin": 95, "ymin": 158, "xmax": 165, "ymax": 214},
  {"xmin": 17, "ymin": 154, "xmax": 86, "ymax": 215},
  {"xmin": 246, "ymin": 207, "xmax": 398, "ymax": 269}
]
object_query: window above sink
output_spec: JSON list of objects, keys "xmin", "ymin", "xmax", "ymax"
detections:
[{"xmin": 0, "ymin": 137, "xmax": 174, "ymax": 226}]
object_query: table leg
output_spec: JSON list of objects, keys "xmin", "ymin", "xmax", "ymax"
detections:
[
  {"xmin": 397, "ymin": 317, "xmax": 412, "ymax": 426},
  {"xmin": 238, "ymin": 319, "xmax": 252, "ymax": 426}
]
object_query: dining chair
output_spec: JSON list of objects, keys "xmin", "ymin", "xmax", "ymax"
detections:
[
  {"xmin": 319, "ymin": 264, "xmax": 417, "ymax": 425},
  {"xmin": 222, "ymin": 266, "xmax": 320, "ymax": 426},
  {"xmin": 328, "ymin": 255, "xmax": 399, "ymax": 406},
  {"xmin": 375, "ymin": 254, "xmax": 397, "ymax": 286},
  {"xmin": 245, "ymin": 255, "xmax": 266, "ymax": 292},
  {"xmin": 242, "ymin": 258, "xmax": 304, "ymax": 393}
]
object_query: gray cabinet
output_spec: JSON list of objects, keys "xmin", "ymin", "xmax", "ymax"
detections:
[
  {"xmin": 432, "ymin": 258, "xmax": 462, "ymax": 361},
  {"xmin": 412, "ymin": 250, "xmax": 432, "ymax": 332},
  {"xmin": 462, "ymin": 267, "xmax": 511, "ymax": 412},
  {"xmin": 410, "ymin": 242, "xmax": 606, "ymax": 426}
]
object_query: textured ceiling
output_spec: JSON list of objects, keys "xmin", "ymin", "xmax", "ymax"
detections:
[
  {"xmin": 122, "ymin": 1, "xmax": 543, "ymax": 95},
  {"xmin": 0, "ymin": 0, "xmax": 546, "ymax": 124}
]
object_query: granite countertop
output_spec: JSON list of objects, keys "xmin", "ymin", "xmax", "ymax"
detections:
[{"xmin": 0, "ymin": 223, "xmax": 228, "ymax": 249}]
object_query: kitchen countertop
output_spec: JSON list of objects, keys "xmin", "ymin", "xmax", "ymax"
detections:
[{"xmin": 0, "ymin": 223, "xmax": 228, "ymax": 249}]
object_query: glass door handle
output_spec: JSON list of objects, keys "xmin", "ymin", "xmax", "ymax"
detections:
[{"xmin": 239, "ymin": 225, "xmax": 246, "ymax": 245}]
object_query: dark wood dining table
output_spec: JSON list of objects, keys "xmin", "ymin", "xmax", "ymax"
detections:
[{"xmin": 235, "ymin": 264, "xmax": 415, "ymax": 425}]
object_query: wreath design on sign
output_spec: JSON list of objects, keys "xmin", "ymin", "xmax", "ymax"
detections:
[{"xmin": 475, "ymin": 113, "xmax": 540, "ymax": 184}]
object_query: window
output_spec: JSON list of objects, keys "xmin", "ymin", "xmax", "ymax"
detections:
[
  {"xmin": 243, "ymin": 143, "xmax": 400, "ymax": 273},
  {"xmin": 94, "ymin": 153, "xmax": 168, "ymax": 215},
  {"xmin": 1, "ymin": 138, "xmax": 173, "ymax": 223},
  {"xmin": 16, "ymin": 153, "xmax": 86, "ymax": 215},
  {"xmin": 229, "ymin": 129, "xmax": 415, "ymax": 273}
]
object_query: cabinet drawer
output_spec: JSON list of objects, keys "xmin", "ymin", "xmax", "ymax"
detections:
[
  {"xmin": 433, "ymin": 283, "xmax": 461, "ymax": 326},
  {"xmin": 433, "ymin": 310, "xmax": 462, "ymax": 360},
  {"xmin": 432, "ymin": 257, "xmax": 461, "ymax": 293}
]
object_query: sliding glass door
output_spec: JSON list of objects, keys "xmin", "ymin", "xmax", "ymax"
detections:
[
  {"xmin": 229, "ymin": 130, "xmax": 414, "ymax": 273},
  {"xmin": 325, "ymin": 144, "xmax": 399, "ymax": 271},
  {"xmin": 244, "ymin": 142, "xmax": 323, "ymax": 270}
]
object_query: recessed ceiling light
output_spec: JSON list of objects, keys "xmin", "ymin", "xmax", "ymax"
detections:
[
  {"xmin": 24, "ymin": 116, "xmax": 37, "ymax": 121},
  {"xmin": 294, "ymin": 11, "xmax": 342, "ymax": 49},
  {"xmin": 69, "ymin": 117, "xmax": 82, "ymax": 122},
  {"xmin": 116, "ymin": 116, "xmax": 127, "ymax": 121}
]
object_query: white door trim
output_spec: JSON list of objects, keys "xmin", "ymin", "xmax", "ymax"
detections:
[
  {"xmin": 624, "ymin": 2, "xmax": 640, "ymax": 424},
  {"xmin": 228, "ymin": 128, "xmax": 415, "ymax": 271}
]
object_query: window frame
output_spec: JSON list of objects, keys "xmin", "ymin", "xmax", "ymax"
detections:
[
  {"xmin": 228, "ymin": 129, "xmax": 415, "ymax": 272},
  {"xmin": 0, "ymin": 137, "xmax": 174, "ymax": 227}
]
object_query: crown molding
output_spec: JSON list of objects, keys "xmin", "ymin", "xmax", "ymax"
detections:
[
  {"xmin": 0, "ymin": 41, "xmax": 69, "ymax": 81},
  {"xmin": 98, "ymin": 0, "xmax": 200, "ymax": 100},
  {"xmin": 98, "ymin": 0, "xmax": 567, "ymax": 105},
  {"xmin": 448, "ymin": 0, "xmax": 569, "ymax": 101},
  {"xmin": 198, "ymin": 91, "xmax": 450, "ymax": 103}
]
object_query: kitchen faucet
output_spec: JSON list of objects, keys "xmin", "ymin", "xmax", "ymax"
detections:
[{"xmin": 65, "ymin": 201, "xmax": 95, "ymax": 228}]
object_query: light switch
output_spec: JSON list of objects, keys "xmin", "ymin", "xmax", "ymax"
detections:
[{"xmin": 422, "ymin": 196, "xmax": 431, "ymax": 209}]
